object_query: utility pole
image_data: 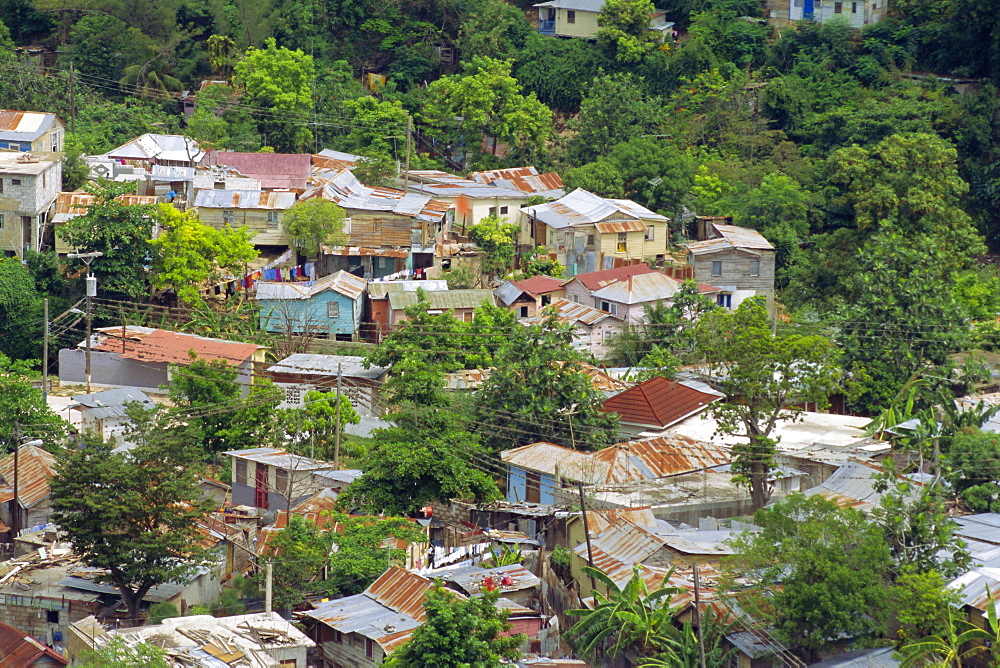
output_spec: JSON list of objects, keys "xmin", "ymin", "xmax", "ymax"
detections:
[
  {"xmin": 334, "ymin": 363, "xmax": 342, "ymax": 468},
  {"xmin": 42, "ymin": 298, "xmax": 48, "ymax": 402},
  {"xmin": 69, "ymin": 62, "xmax": 76, "ymax": 134},
  {"xmin": 11, "ymin": 423, "xmax": 19, "ymax": 542},
  {"xmin": 265, "ymin": 558, "xmax": 273, "ymax": 615},
  {"xmin": 577, "ymin": 482, "xmax": 596, "ymax": 591},
  {"xmin": 403, "ymin": 115, "xmax": 412, "ymax": 191},
  {"xmin": 68, "ymin": 252, "xmax": 103, "ymax": 394},
  {"xmin": 693, "ymin": 564, "xmax": 707, "ymax": 668}
]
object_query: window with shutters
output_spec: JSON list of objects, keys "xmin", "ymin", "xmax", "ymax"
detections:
[
  {"xmin": 750, "ymin": 260, "xmax": 760, "ymax": 276},
  {"xmin": 275, "ymin": 467, "xmax": 288, "ymax": 496}
]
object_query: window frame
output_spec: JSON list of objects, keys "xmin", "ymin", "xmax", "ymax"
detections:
[
  {"xmin": 275, "ymin": 467, "xmax": 288, "ymax": 495},
  {"xmin": 365, "ymin": 638, "xmax": 375, "ymax": 659},
  {"xmin": 645, "ymin": 225, "xmax": 654, "ymax": 241},
  {"xmin": 499, "ymin": 205, "xmax": 509, "ymax": 215},
  {"xmin": 223, "ymin": 209, "xmax": 235, "ymax": 224},
  {"xmin": 749, "ymin": 260, "xmax": 760, "ymax": 277},
  {"xmin": 327, "ymin": 301, "xmax": 341, "ymax": 319},
  {"xmin": 616, "ymin": 232, "xmax": 627, "ymax": 253},
  {"xmin": 711, "ymin": 260, "xmax": 722, "ymax": 276},
  {"xmin": 567, "ymin": 9, "xmax": 576, "ymax": 22},
  {"xmin": 235, "ymin": 459, "xmax": 247, "ymax": 485},
  {"xmin": 834, "ymin": 0, "xmax": 843, "ymax": 11}
]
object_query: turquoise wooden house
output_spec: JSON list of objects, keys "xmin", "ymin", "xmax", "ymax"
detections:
[{"xmin": 256, "ymin": 271, "xmax": 367, "ymax": 341}]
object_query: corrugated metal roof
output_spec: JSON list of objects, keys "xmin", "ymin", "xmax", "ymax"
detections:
[
  {"xmin": 89, "ymin": 326, "xmax": 262, "ymax": 366},
  {"xmin": 304, "ymin": 168, "xmax": 449, "ymax": 222},
  {"xmin": 54, "ymin": 191, "xmax": 159, "ymax": 215},
  {"xmin": 585, "ymin": 507, "xmax": 658, "ymax": 534},
  {"xmin": 594, "ymin": 219, "xmax": 647, "ymax": 234},
  {"xmin": 800, "ymin": 459, "xmax": 911, "ymax": 511},
  {"xmin": 207, "ymin": 151, "xmax": 311, "ymax": 190},
  {"xmin": 387, "ymin": 289, "xmax": 495, "ymax": 311},
  {"xmin": 266, "ymin": 354, "xmax": 387, "ymax": 379},
  {"xmin": 367, "ymin": 568, "xmax": 435, "ymax": 620},
  {"xmin": 591, "ymin": 272, "xmax": 682, "ymax": 305},
  {"xmin": 0, "ymin": 110, "xmax": 57, "ymax": 142},
  {"xmin": 808, "ymin": 647, "xmax": 899, "ymax": 667},
  {"xmin": 712, "ymin": 224, "xmax": 773, "ymax": 250},
  {"xmin": 523, "ymin": 189, "xmax": 667, "ymax": 230},
  {"xmin": 406, "ymin": 170, "xmax": 528, "ymax": 200},
  {"xmin": 579, "ymin": 519, "xmax": 665, "ymax": 566},
  {"xmin": 503, "ymin": 434, "xmax": 728, "ymax": 485},
  {"xmin": 70, "ymin": 387, "xmax": 155, "ymax": 420},
  {"xmin": 0, "ymin": 620, "xmax": 67, "ymax": 666},
  {"xmin": 256, "ymin": 270, "xmax": 367, "ymax": 301},
  {"xmin": 591, "ymin": 435, "xmax": 731, "ymax": 483},
  {"xmin": 223, "ymin": 447, "xmax": 334, "ymax": 472},
  {"xmin": 496, "ymin": 281, "xmax": 524, "ymax": 307},
  {"xmin": 468, "ymin": 166, "xmax": 565, "ymax": 198},
  {"xmin": 193, "ymin": 189, "xmax": 296, "ymax": 210},
  {"xmin": 0, "ymin": 444, "xmax": 57, "ymax": 509},
  {"xmin": 515, "ymin": 275, "xmax": 564, "ymax": 296},
  {"xmin": 321, "ymin": 246, "xmax": 410, "ymax": 258},
  {"xmin": 532, "ymin": 298, "xmax": 615, "ymax": 326},
  {"xmin": 106, "ymin": 133, "xmax": 205, "ymax": 163},
  {"xmin": 533, "ymin": 0, "xmax": 603, "ymax": 11},
  {"xmin": 602, "ymin": 376, "xmax": 720, "ymax": 428},
  {"xmin": 437, "ymin": 563, "xmax": 541, "ymax": 595},
  {"xmin": 368, "ymin": 280, "xmax": 450, "ymax": 299},
  {"xmin": 150, "ymin": 164, "xmax": 195, "ymax": 181},
  {"xmin": 563, "ymin": 263, "xmax": 657, "ymax": 292}
]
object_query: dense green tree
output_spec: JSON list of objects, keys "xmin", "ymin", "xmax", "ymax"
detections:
[
  {"xmin": 340, "ymin": 96, "xmax": 408, "ymax": 158},
  {"xmin": 168, "ymin": 356, "xmax": 283, "ymax": 455},
  {"xmin": 420, "ymin": 57, "xmax": 552, "ymax": 159},
  {"xmin": 456, "ymin": 0, "xmax": 531, "ymax": 61},
  {"xmin": 597, "ymin": 0, "xmax": 659, "ymax": 63},
  {"xmin": 469, "ymin": 214, "xmax": 519, "ymax": 283},
  {"xmin": 0, "ymin": 354, "xmax": 68, "ymax": 447},
  {"xmin": 473, "ymin": 316, "xmax": 619, "ymax": 452},
  {"xmin": 50, "ymin": 429, "xmax": 213, "ymax": 621},
  {"xmin": 58, "ymin": 180, "xmax": 157, "ymax": 300},
  {"xmin": 0, "ymin": 258, "xmax": 42, "ymax": 361},
  {"xmin": 281, "ymin": 199, "xmax": 347, "ymax": 258},
  {"xmin": 78, "ymin": 637, "xmax": 170, "ymax": 667},
  {"xmin": 385, "ymin": 585, "xmax": 523, "ymax": 667},
  {"xmin": 727, "ymin": 493, "xmax": 892, "ymax": 660},
  {"xmin": 563, "ymin": 161, "xmax": 626, "ymax": 198},
  {"xmin": 293, "ymin": 389, "xmax": 361, "ymax": 461},
  {"xmin": 234, "ymin": 38, "xmax": 315, "ymax": 151},
  {"xmin": 568, "ymin": 73, "xmax": 665, "ymax": 163},
  {"xmin": 150, "ymin": 205, "xmax": 257, "ymax": 305},
  {"xmin": 893, "ymin": 568, "xmax": 963, "ymax": 647},
  {"xmin": 514, "ymin": 35, "xmax": 606, "ymax": 112},
  {"xmin": 690, "ymin": 299, "xmax": 842, "ymax": 508},
  {"xmin": 63, "ymin": 15, "xmax": 141, "ymax": 84},
  {"xmin": 260, "ymin": 512, "xmax": 424, "ymax": 609}
]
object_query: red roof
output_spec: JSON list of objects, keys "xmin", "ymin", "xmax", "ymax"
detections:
[
  {"xmin": 513, "ymin": 275, "xmax": 564, "ymax": 296},
  {"xmin": 565, "ymin": 263, "xmax": 657, "ymax": 292},
  {"xmin": 206, "ymin": 151, "xmax": 311, "ymax": 190},
  {"xmin": 0, "ymin": 620, "xmax": 68, "ymax": 665},
  {"xmin": 602, "ymin": 376, "xmax": 720, "ymax": 428},
  {"xmin": 91, "ymin": 327, "xmax": 261, "ymax": 367}
]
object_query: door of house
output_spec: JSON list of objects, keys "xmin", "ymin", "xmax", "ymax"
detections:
[{"xmin": 254, "ymin": 468, "xmax": 269, "ymax": 509}]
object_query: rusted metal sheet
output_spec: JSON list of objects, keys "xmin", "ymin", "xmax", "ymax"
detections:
[
  {"xmin": 90, "ymin": 326, "xmax": 262, "ymax": 366},
  {"xmin": 539, "ymin": 298, "xmax": 615, "ymax": 326},
  {"xmin": 712, "ymin": 224, "xmax": 774, "ymax": 250},
  {"xmin": 592, "ymin": 435, "xmax": 731, "ymax": 483},
  {"xmin": 0, "ymin": 445, "xmax": 57, "ymax": 509},
  {"xmin": 365, "ymin": 567, "xmax": 435, "ymax": 621},
  {"xmin": 594, "ymin": 219, "xmax": 647, "ymax": 234},
  {"xmin": 54, "ymin": 192, "xmax": 158, "ymax": 215},
  {"xmin": 591, "ymin": 273, "xmax": 683, "ymax": 305},
  {"xmin": 565, "ymin": 263, "xmax": 657, "ymax": 292}
]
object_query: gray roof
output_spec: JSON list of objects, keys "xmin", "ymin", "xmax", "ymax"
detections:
[
  {"xmin": 368, "ymin": 280, "xmax": 450, "ymax": 299},
  {"xmin": 533, "ymin": 0, "xmax": 604, "ymax": 10},
  {"xmin": 70, "ymin": 387, "xmax": 155, "ymax": 420},
  {"xmin": 256, "ymin": 271, "xmax": 367, "ymax": 301},
  {"xmin": 436, "ymin": 563, "xmax": 541, "ymax": 595},
  {"xmin": 106, "ymin": 133, "xmax": 205, "ymax": 163},
  {"xmin": 313, "ymin": 469, "xmax": 364, "ymax": 484},
  {"xmin": 495, "ymin": 280, "xmax": 524, "ymax": 307},
  {"xmin": 0, "ymin": 110, "xmax": 58, "ymax": 143},
  {"xmin": 223, "ymin": 447, "xmax": 333, "ymax": 471},
  {"xmin": 405, "ymin": 170, "xmax": 528, "ymax": 200},
  {"xmin": 523, "ymin": 188, "xmax": 667, "ymax": 230},
  {"xmin": 267, "ymin": 354, "xmax": 388, "ymax": 380},
  {"xmin": 193, "ymin": 189, "xmax": 296, "ymax": 210},
  {"xmin": 808, "ymin": 647, "xmax": 899, "ymax": 667},
  {"xmin": 305, "ymin": 169, "xmax": 447, "ymax": 222},
  {"xmin": 318, "ymin": 148, "xmax": 365, "ymax": 163},
  {"xmin": 591, "ymin": 272, "xmax": 682, "ymax": 305},
  {"xmin": 800, "ymin": 460, "xmax": 916, "ymax": 511},
  {"xmin": 387, "ymin": 289, "xmax": 495, "ymax": 311}
]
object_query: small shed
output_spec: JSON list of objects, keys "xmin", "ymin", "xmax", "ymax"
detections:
[
  {"xmin": 68, "ymin": 387, "xmax": 155, "ymax": 450},
  {"xmin": 257, "ymin": 270, "xmax": 367, "ymax": 341},
  {"xmin": 263, "ymin": 354, "xmax": 388, "ymax": 416},
  {"xmin": 0, "ymin": 444, "xmax": 59, "ymax": 535}
]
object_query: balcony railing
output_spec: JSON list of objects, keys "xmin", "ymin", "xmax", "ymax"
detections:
[{"xmin": 538, "ymin": 19, "xmax": 555, "ymax": 34}]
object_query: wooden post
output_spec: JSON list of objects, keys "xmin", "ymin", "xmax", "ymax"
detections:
[
  {"xmin": 334, "ymin": 363, "xmax": 343, "ymax": 468},
  {"xmin": 11, "ymin": 423, "xmax": 19, "ymax": 541},
  {"xmin": 265, "ymin": 559, "xmax": 273, "ymax": 615},
  {"xmin": 577, "ymin": 482, "xmax": 596, "ymax": 591},
  {"xmin": 694, "ymin": 564, "xmax": 707, "ymax": 668},
  {"xmin": 403, "ymin": 115, "xmax": 412, "ymax": 191},
  {"xmin": 42, "ymin": 299, "xmax": 48, "ymax": 401}
]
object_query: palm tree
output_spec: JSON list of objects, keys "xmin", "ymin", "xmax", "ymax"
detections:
[
  {"xmin": 641, "ymin": 608, "xmax": 738, "ymax": 668},
  {"xmin": 899, "ymin": 606, "xmax": 988, "ymax": 667},
  {"xmin": 120, "ymin": 40, "xmax": 183, "ymax": 97},
  {"xmin": 566, "ymin": 565, "xmax": 684, "ymax": 660}
]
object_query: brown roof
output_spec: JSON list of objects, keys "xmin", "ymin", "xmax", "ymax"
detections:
[
  {"xmin": 365, "ymin": 567, "xmax": 434, "ymax": 622},
  {"xmin": 0, "ymin": 620, "xmax": 68, "ymax": 665},
  {"xmin": 54, "ymin": 191, "xmax": 159, "ymax": 215},
  {"xmin": 594, "ymin": 219, "xmax": 647, "ymax": 234},
  {"xmin": 564, "ymin": 263, "xmax": 657, "ymax": 293},
  {"xmin": 602, "ymin": 376, "xmax": 720, "ymax": 428},
  {"xmin": 513, "ymin": 275, "xmax": 564, "ymax": 296},
  {"xmin": 206, "ymin": 151, "xmax": 311, "ymax": 190},
  {"xmin": 590, "ymin": 435, "xmax": 731, "ymax": 483},
  {"xmin": 468, "ymin": 166, "xmax": 563, "ymax": 194},
  {"xmin": 91, "ymin": 327, "xmax": 262, "ymax": 367},
  {"xmin": 0, "ymin": 445, "xmax": 58, "ymax": 509}
]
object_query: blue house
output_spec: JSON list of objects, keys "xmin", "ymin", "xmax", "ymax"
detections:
[{"xmin": 257, "ymin": 270, "xmax": 367, "ymax": 341}]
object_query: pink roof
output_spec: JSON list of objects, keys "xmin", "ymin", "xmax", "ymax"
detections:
[
  {"xmin": 564, "ymin": 263, "xmax": 658, "ymax": 293},
  {"xmin": 206, "ymin": 151, "xmax": 311, "ymax": 190}
]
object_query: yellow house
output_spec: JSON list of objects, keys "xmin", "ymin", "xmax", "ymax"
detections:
[
  {"xmin": 534, "ymin": 0, "xmax": 673, "ymax": 40},
  {"xmin": 521, "ymin": 188, "xmax": 669, "ymax": 276},
  {"xmin": 193, "ymin": 189, "xmax": 296, "ymax": 247}
]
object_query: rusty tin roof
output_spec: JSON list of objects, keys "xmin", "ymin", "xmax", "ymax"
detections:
[{"xmin": 0, "ymin": 444, "xmax": 58, "ymax": 509}]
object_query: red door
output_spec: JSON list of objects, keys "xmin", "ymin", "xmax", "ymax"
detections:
[{"xmin": 255, "ymin": 468, "xmax": 269, "ymax": 509}]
